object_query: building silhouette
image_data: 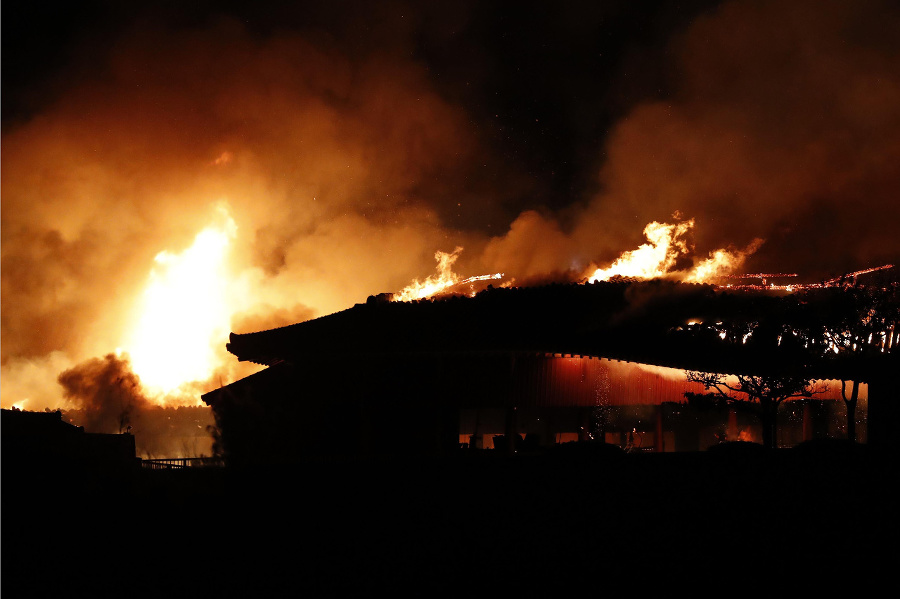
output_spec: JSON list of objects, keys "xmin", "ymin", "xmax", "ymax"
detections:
[{"xmin": 203, "ymin": 281, "xmax": 898, "ymax": 464}]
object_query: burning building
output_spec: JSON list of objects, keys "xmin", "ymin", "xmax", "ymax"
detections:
[{"xmin": 202, "ymin": 280, "xmax": 897, "ymax": 465}]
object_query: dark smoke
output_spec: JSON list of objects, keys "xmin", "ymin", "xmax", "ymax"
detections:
[
  {"xmin": 58, "ymin": 353, "xmax": 149, "ymax": 434},
  {"xmin": 57, "ymin": 353, "xmax": 215, "ymax": 457},
  {"xmin": 483, "ymin": 0, "xmax": 900, "ymax": 282},
  {"xmin": 571, "ymin": 0, "xmax": 900, "ymax": 280}
]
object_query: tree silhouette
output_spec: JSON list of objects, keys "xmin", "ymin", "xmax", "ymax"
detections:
[
  {"xmin": 802, "ymin": 285, "xmax": 899, "ymax": 442},
  {"xmin": 686, "ymin": 371, "xmax": 823, "ymax": 449}
]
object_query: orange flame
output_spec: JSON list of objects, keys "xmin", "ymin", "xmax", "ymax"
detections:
[
  {"xmin": 586, "ymin": 220, "xmax": 693, "ymax": 282},
  {"xmin": 682, "ymin": 238, "xmax": 764, "ymax": 283},
  {"xmin": 122, "ymin": 208, "xmax": 239, "ymax": 398},
  {"xmin": 392, "ymin": 247, "xmax": 503, "ymax": 301},
  {"xmin": 736, "ymin": 430, "xmax": 758, "ymax": 443},
  {"xmin": 585, "ymin": 217, "xmax": 762, "ymax": 284}
]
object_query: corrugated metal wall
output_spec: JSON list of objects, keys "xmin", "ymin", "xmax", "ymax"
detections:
[{"xmin": 508, "ymin": 354, "xmax": 862, "ymax": 408}]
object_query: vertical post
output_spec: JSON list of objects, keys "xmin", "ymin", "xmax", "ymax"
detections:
[
  {"xmin": 727, "ymin": 408, "xmax": 738, "ymax": 441},
  {"xmin": 868, "ymin": 354, "xmax": 900, "ymax": 451},
  {"xmin": 505, "ymin": 406, "xmax": 518, "ymax": 456},
  {"xmin": 802, "ymin": 401, "xmax": 812, "ymax": 442},
  {"xmin": 655, "ymin": 405, "xmax": 664, "ymax": 452},
  {"xmin": 506, "ymin": 353, "xmax": 518, "ymax": 456}
]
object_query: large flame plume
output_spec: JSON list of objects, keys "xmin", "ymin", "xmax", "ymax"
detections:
[
  {"xmin": 585, "ymin": 218, "xmax": 763, "ymax": 284},
  {"xmin": 586, "ymin": 220, "xmax": 694, "ymax": 282},
  {"xmin": 123, "ymin": 208, "xmax": 240, "ymax": 395}
]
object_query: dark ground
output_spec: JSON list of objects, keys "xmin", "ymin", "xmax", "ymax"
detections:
[{"xmin": 4, "ymin": 442, "xmax": 898, "ymax": 596}]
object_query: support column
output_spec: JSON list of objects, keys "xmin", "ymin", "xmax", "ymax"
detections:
[
  {"xmin": 727, "ymin": 408, "xmax": 738, "ymax": 441},
  {"xmin": 504, "ymin": 353, "xmax": 518, "ymax": 455},
  {"xmin": 655, "ymin": 405, "xmax": 664, "ymax": 452},
  {"xmin": 504, "ymin": 406, "xmax": 518, "ymax": 456},
  {"xmin": 868, "ymin": 361, "xmax": 899, "ymax": 451},
  {"xmin": 802, "ymin": 401, "xmax": 812, "ymax": 442}
]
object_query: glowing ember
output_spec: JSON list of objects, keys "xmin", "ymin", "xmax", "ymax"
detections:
[
  {"xmin": 392, "ymin": 247, "xmax": 503, "ymax": 302},
  {"xmin": 822, "ymin": 264, "xmax": 895, "ymax": 287},
  {"xmin": 124, "ymin": 210, "xmax": 238, "ymax": 394}
]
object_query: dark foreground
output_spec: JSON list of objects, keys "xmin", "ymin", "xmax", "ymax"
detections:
[{"xmin": 4, "ymin": 441, "xmax": 899, "ymax": 596}]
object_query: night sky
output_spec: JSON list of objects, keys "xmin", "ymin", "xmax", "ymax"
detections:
[
  {"xmin": 3, "ymin": 0, "xmax": 900, "ymax": 412},
  {"xmin": 3, "ymin": 1, "xmax": 722, "ymax": 221}
]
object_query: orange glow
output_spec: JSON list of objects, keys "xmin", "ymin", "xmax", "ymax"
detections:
[
  {"xmin": 123, "ymin": 209, "xmax": 238, "ymax": 396},
  {"xmin": 393, "ymin": 247, "xmax": 503, "ymax": 301},
  {"xmin": 587, "ymin": 220, "xmax": 693, "ymax": 282},
  {"xmin": 683, "ymin": 239, "xmax": 763, "ymax": 283},
  {"xmin": 585, "ymin": 218, "xmax": 763, "ymax": 284},
  {"xmin": 736, "ymin": 430, "xmax": 758, "ymax": 443}
]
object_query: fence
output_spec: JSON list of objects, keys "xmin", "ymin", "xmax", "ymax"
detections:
[{"xmin": 140, "ymin": 457, "xmax": 224, "ymax": 470}]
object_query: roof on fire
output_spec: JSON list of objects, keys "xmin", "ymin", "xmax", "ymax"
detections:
[{"xmin": 222, "ymin": 280, "xmax": 892, "ymax": 379}]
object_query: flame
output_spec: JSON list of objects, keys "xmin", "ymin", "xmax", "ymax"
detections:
[
  {"xmin": 682, "ymin": 238, "xmax": 764, "ymax": 283},
  {"xmin": 123, "ymin": 210, "xmax": 238, "ymax": 396},
  {"xmin": 587, "ymin": 220, "xmax": 694, "ymax": 282},
  {"xmin": 736, "ymin": 430, "xmax": 758, "ymax": 443},
  {"xmin": 586, "ymin": 217, "xmax": 762, "ymax": 284},
  {"xmin": 392, "ymin": 247, "xmax": 503, "ymax": 302}
]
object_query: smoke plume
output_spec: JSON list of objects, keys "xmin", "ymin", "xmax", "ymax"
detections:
[
  {"xmin": 56, "ymin": 353, "xmax": 214, "ymax": 457},
  {"xmin": 3, "ymin": 0, "xmax": 899, "ymax": 422},
  {"xmin": 485, "ymin": 0, "xmax": 900, "ymax": 280},
  {"xmin": 2, "ymin": 11, "xmax": 509, "ymax": 411},
  {"xmin": 58, "ymin": 354, "xmax": 148, "ymax": 434}
]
